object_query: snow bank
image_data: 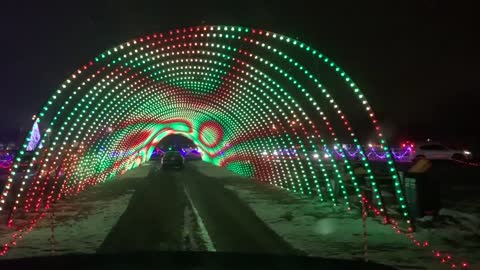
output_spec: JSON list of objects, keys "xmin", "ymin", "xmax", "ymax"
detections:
[
  {"xmin": 5, "ymin": 194, "xmax": 133, "ymax": 258},
  {"xmin": 0, "ymin": 163, "xmax": 150, "ymax": 259},
  {"xmin": 189, "ymin": 161, "xmax": 246, "ymax": 179},
  {"xmin": 193, "ymin": 161, "xmax": 480, "ymax": 270}
]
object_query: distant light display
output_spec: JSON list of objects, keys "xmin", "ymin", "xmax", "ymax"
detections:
[
  {"xmin": 26, "ymin": 121, "xmax": 41, "ymax": 151},
  {"xmin": 0, "ymin": 153, "xmax": 13, "ymax": 169}
]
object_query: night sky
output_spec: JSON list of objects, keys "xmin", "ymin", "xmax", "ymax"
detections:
[{"xmin": 0, "ymin": 1, "xmax": 477, "ymax": 148}]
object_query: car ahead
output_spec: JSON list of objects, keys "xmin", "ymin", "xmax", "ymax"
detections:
[
  {"xmin": 161, "ymin": 151, "xmax": 185, "ymax": 169},
  {"xmin": 409, "ymin": 143, "xmax": 472, "ymax": 162}
]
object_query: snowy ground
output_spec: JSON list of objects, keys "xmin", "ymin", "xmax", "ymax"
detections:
[
  {"xmin": 0, "ymin": 164, "xmax": 150, "ymax": 259},
  {"xmin": 1, "ymin": 161, "xmax": 478, "ymax": 269},
  {"xmin": 192, "ymin": 161, "xmax": 480, "ymax": 270}
]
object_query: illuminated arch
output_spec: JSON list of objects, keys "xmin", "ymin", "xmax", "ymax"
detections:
[{"xmin": 0, "ymin": 26, "xmax": 411, "ymax": 233}]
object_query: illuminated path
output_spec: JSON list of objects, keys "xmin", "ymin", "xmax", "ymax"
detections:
[
  {"xmin": 1, "ymin": 25, "xmax": 468, "ymax": 268},
  {"xmin": 0, "ymin": 25, "xmax": 408, "ymax": 218},
  {"xmin": 98, "ymin": 161, "xmax": 298, "ymax": 254}
]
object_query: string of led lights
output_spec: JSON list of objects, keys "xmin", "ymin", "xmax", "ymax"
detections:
[
  {"xmin": 1, "ymin": 25, "xmax": 419, "ymax": 254},
  {"xmin": 360, "ymin": 196, "xmax": 470, "ymax": 269},
  {"xmin": 259, "ymin": 146, "xmax": 413, "ymax": 161}
]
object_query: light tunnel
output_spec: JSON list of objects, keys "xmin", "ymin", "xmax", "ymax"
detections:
[{"xmin": 0, "ymin": 26, "xmax": 411, "ymax": 231}]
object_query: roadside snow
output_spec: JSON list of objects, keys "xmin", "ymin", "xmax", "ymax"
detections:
[
  {"xmin": 0, "ymin": 163, "xmax": 150, "ymax": 259},
  {"xmin": 4, "ymin": 194, "xmax": 133, "ymax": 258},
  {"xmin": 115, "ymin": 163, "xmax": 151, "ymax": 180},
  {"xmin": 191, "ymin": 161, "xmax": 480, "ymax": 270},
  {"xmin": 192, "ymin": 161, "xmax": 243, "ymax": 179}
]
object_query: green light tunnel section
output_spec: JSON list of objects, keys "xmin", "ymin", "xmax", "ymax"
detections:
[{"xmin": 0, "ymin": 26, "xmax": 410, "ymax": 228}]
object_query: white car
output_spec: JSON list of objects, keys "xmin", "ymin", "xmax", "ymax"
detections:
[{"xmin": 409, "ymin": 143, "xmax": 472, "ymax": 161}]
